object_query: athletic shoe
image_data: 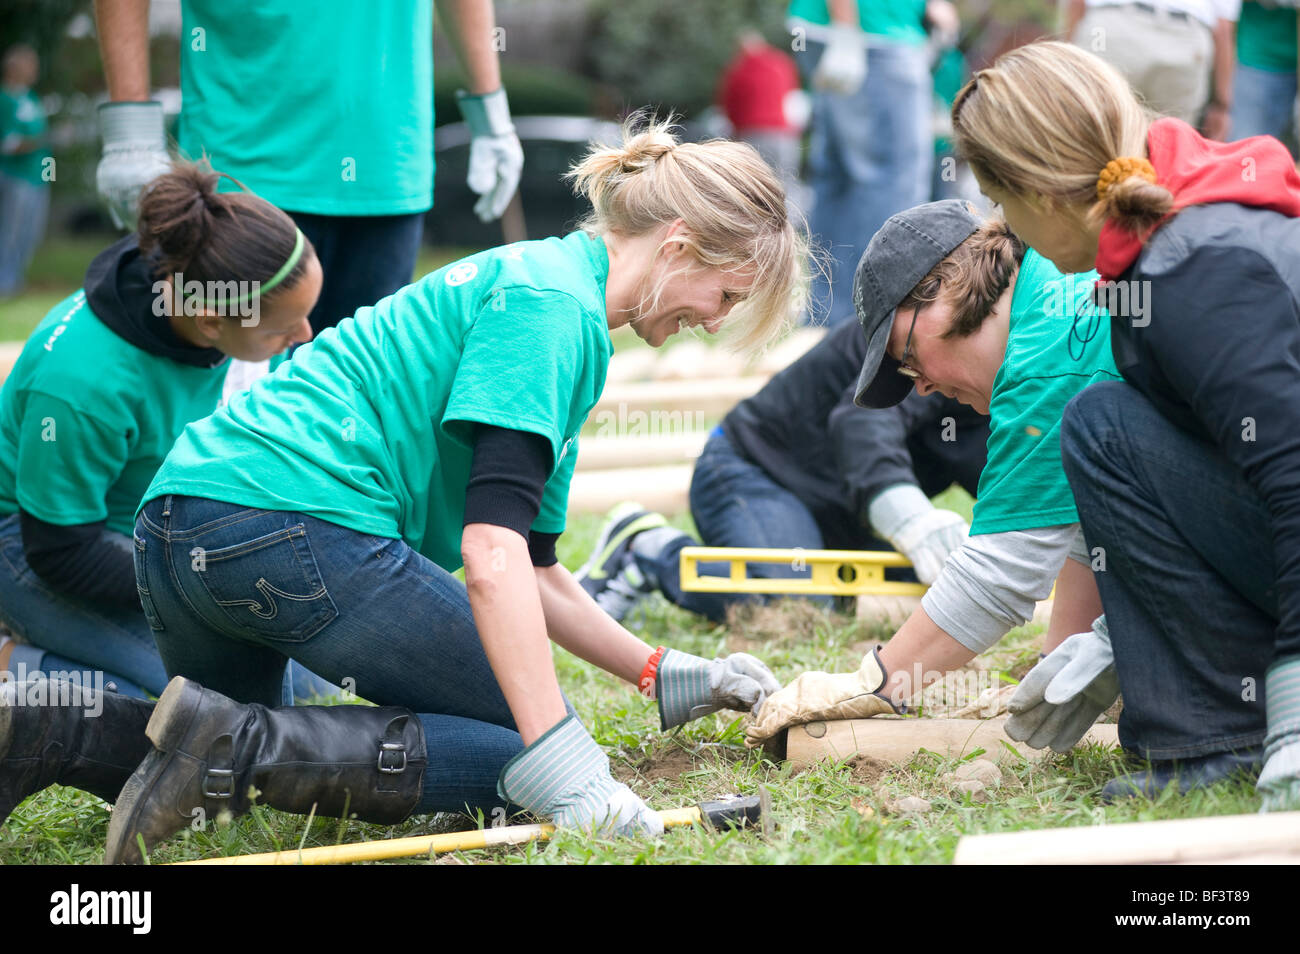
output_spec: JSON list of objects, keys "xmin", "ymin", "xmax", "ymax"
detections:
[
  {"xmin": 1099, "ymin": 748, "xmax": 1263, "ymax": 802},
  {"xmin": 576, "ymin": 502, "xmax": 667, "ymax": 621}
]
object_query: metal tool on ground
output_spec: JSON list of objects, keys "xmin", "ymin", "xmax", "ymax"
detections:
[
  {"xmin": 173, "ymin": 793, "xmax": 765, "ymax": 866},
  {"xmin": 679, "ymin": 546, "xmax": 927, "ymax": 598}
]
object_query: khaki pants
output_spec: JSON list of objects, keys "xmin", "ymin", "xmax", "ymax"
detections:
[{"xmin": 1073, "ymin": 4, "xmax": 1213, "ymax": 124}]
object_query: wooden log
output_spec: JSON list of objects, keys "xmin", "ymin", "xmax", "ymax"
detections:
[
  {"xmin": 592, "ymin": 376, "xmax": 767, "ymax": 417},
  {"xmin": 0, "ymin": 342, "xmax": 23, "ymax": 383},
  {"xmin": 856, "ymin": 594, "xmax": 923, "ymax": 625},
  {"xmin": 567, "ymin": 464, "xmax": 692, "ymax": 515},
  {"xmin": 953, "ymin": 810, "xmax": 1300, "ymax": 865},
  {"xmin": 785, "ymin": 716, "xmax": 1119, "ymax": 770},
  {"xmin": 575, "ymin": 431, "xmax": 708, "ymax": 471}
]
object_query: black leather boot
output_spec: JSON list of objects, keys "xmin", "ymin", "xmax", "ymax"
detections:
[
  {"xmin": 105, "ymin": 676, "xmax": 427, "ymax": 864},
  {"xmin": 0, "ymin": 678, "xmax": 154, "ymax": 824}
]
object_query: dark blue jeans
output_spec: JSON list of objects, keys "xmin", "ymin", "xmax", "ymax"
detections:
[
  {"xmin": 1061, "ymin": 381, "xmax": 1271, "ymax": 760},
  {"xmin": 0, "ymin": 513, "xmax": 333, "ymax": 702},
  {"xmin": 134, "ymin": 495, "xmax": 526, "ymax": 815},
  {"xmin": 287, "ymin": 211, "xmax": 424, "ymax": 336}
]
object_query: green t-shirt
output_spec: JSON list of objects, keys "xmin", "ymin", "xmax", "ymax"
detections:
[
  {"xmin": 969, "ymin": 250, "xmax": 1120, "ymax": 536},
  {"xmin": 788, "ymin": 0, "xmax": 927, "ymax": 42},
  {"xmin": 0, "ymin": 87, "xmax": 50, "ymax": 186},
  {"xmin": 177, "ymin": 0, "xmax": 434, "ymax": 215},
  {"xmin": 1237, "ymin": 2, "xmax": 1299, "ymax": 73},
  {"xmin": 0, "ymin": 291, "xmax": 227, "ymax": 536},
  {"xmin": 144, "ymin": 231, "xmax": 614, "ymax": 572}
]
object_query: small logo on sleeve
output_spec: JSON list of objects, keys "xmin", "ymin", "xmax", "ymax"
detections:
[{"xmin": 444, "ymin": 263, "xmax": 478, "ymax": 286}]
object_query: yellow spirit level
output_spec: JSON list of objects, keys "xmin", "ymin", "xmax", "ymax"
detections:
[{"xmin": 678, "ymin": 546, "xmax": 928, "ymax": 597}]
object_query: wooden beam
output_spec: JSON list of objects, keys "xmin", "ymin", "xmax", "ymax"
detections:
[
  {"xmin": 592, "ymin": 376, "xmax": 768, "ymax": 417},
  {"xmin": 954, "ymin": 810, "xmax": 1300, "ymax": 865},
  {"xmin": 567, "ymin": 464, "xmax": 691, "ymax": 515},
  {"xmin": 575, "ymin": 431, "xmax": 708, "ymax": 471},
  {"xmin": 785, "ymin": 716, "xmax": 1119, "ymax": 770}
]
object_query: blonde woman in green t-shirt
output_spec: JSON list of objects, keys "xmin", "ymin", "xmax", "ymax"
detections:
[{"xmin": 31, "ymin": 118, "xmax": 812, "ymax": 861}]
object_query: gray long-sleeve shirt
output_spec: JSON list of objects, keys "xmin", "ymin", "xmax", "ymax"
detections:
[{"xmin": 923, "ymin": 524, "xmax": 1091, "ymax": 653}]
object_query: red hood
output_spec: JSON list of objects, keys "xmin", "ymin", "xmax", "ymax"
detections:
[{"xmin": 1095, "ymin": 118, "xmax": 1300, "ymax": 281}]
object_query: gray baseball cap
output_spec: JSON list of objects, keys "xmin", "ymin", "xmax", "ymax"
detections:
[{"xmin": 853, "ymin": 199, "xmax": 984, "ymax": 408}]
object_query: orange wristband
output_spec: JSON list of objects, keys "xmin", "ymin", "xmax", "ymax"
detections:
[{"xmin": 639, "ymin": 646, "xmax": 667, "ymax": 698}]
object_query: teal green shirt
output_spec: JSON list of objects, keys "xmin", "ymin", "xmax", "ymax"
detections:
[
  {"xmin": 787, "ymin": 0, "xmax": 927, "ymax": 42},
  {"xmin": 177, "ymin": 0, "xmax": 434, "ymax": 215},
  {"xmin": 0, "ymin": 292, "xmax": 227, "ymax": 536},
  {"xmin": 1237, "ymin": 2, "xmax": 1298, "ymax": 73},
  {"xmin": 0, "ymin": 87, "xmax": 50, "ymax": 186},
  {"xmin": 970, "ymin": 251, "xmax": 1121, "ymax": 536},
  {"xmin": 144, "ymin": 232, "xmax": 614, "ymax": 572}
]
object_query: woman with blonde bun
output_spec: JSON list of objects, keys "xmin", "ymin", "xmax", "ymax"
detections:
[
  {"xmin": 63, "ymin": 116, "xmax": 812, "ymax": 862},
  {"xmin": 950, "ymin": 40, "xmax": 1300, "ymax": 808}
]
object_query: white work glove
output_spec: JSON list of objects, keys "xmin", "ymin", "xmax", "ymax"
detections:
[
  {"xmin": 654, "ymin": 649, "xmax": 782, "ymax": 729},
  {"xmin": 1006, "ymin": 617, "xmax": 1119, "ymax": 753},
  {"xmin": 812, "ymin": 24, "xmax": 867, "ymax": 95},
  {"xmin": 868, "ymin": 483, "xmax": 969, "ymax": 585},
  {"xmin": 498, "ymin": 715, "xmax": 663, "ymax": 837},
  {"xmin": 456, "ymin": 88, "xmax": 524, "ymax": 223},
  {"xmin": 96, "ymin": 101, "xmax": 173, "ymax": 231},
  {"xmin": 745, "ymin": 646, "xmax": 901, "ymax": 746}
]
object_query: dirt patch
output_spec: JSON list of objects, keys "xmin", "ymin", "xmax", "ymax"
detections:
[
  {"xmin": 613, "ymin": 743, "xmax": 744, "ymax": 786},
  {"xmin": 844, "ymin": 754, "xmax": 891, "ymax": 787},
  {"xmin": 724, "ymin": 599, "xmax": 839, "ymax": 649}
]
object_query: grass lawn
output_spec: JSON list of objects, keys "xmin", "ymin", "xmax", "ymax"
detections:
[{"xmin": 0, "ymin": 502, "xmax": 1262, "ymax": 865}]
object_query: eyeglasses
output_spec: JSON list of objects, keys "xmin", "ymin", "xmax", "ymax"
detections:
[{"xmin": 897, "ymin": 305, "xmax": 922, "ymax": 380}]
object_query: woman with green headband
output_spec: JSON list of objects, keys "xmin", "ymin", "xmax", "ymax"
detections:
[{"xmin": 0, "ymin": 160, "xmax": 320, "ymax": 701}]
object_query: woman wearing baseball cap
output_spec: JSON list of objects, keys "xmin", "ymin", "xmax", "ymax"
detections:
[
  {"xmin": 941, "ymin": 41, "xmax": 1300, "ymax": 808},
  {"xmin": 746, "ymin": 198, "xmax": 1123, "ymax": 754}
]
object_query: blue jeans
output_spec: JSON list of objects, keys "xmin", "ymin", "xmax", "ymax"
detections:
[
  {"xmin": 796, "ymin": 40, "xmax": 934, "ymax": 325},
  {"xmin": 134, "ymin": 495, "xmax": 528, "ymax": 814},
  {"xmin": 1060, "ymin": 382, "xmax": 1270, "ymax": 760},
  {"xmin": 0, "ymin": 513, "xmax": 335, "ymax": 703},
  {"xmin": 0, "ymin": 173, "xmax": 49, "ymax": 298},
  {"xmin": 288, "ymin": 211, "xmax": 423, "ymax": 335},
  {"xmin": 1232, "ymin": 63, "xmax": 1298, "ymax": 155}
]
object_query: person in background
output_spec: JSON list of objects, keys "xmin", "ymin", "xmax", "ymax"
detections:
[
  {"xmin": 0, "ymin": 44, "xmax": 51, "ymax": 299},
  {"xmin": 0, "ymin": 162, "xmax": 330, "ymax": 704},
  {"xmin": 1232, "ymin": 0, "xmax": 1298, "ymax": 154},
  {"xmin": 577, "ymin": 331, "xmax": 987, "ymax": 625},
  {"xmin": 92, "ymin": 0, "xmax": 523, "ymax": 336},
  {"xmin": 1066, "ymin": 0, "xmax": 1240, "ymax": 140},
  {"xmin": 718, "ymin": 30, "xmax": 811, "ymax": 216},
  {"xmin": 788, "ymin": 0, "xmax": 943, "ymax": 324}
]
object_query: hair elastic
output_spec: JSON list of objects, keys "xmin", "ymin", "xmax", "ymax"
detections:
[{"xmin": 1095, "ymin": 157, "xmax": 1157, "ymax": 201}]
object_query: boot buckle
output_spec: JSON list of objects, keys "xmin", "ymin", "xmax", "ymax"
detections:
[
  {"xmin": 377, "ymin": 741, "xmax": 406, "ymax": 774},
  {"xmin": 202, "ymin": 766, "xmax": 235, "ymax": 799}
]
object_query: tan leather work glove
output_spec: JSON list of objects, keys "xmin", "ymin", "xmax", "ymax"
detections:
[{"xmin": 744, "ymin": 647, "xmax": 901, "ymax": 747}]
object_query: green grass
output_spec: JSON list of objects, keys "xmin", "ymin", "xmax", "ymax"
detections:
[{"xmin": 0, "ymin": 506, "xmax": 1264, "ymax": 865}]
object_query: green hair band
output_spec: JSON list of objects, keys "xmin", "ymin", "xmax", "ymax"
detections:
[{"xmin": 199, "ymin": 228, "xmax": 306, "ymax": 307}]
